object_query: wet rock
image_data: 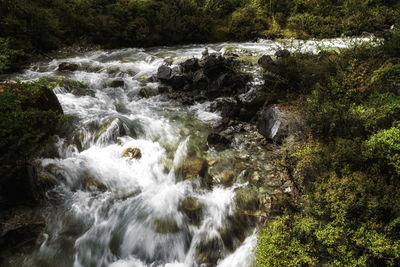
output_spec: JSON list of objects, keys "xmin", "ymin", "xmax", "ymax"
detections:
[
  {"xmin": 257, "ymin": 105, "xmax": 289, "ymax": 143},
  {"xmin": 195, "ymin": 236, "xmax": 224, "ymax": 266},
  {"xmin": 58, "ymin": 62, "xmax": 79, "ymax": 72},
  {"xmin": 182, "ymin": 157, "xmax": 208, "ymax": 180},
  {"xmin": 152, "ymin": 218, "xmax": 180, "ymax": 234},
  {"xmin": 182, "ymin": 58, "xmax": 200, "ymax": 73},
  {"xmin": 109, "ymin": 79, "xmax": 125, "ymax": 88},
  {"xmin": 275, "ymin": 49, "xmax": 291, "ymax": 58},
  {"xmin": 139, "ymin": 87, "xmax": 156, "ymax": 98},
  {"xmin": 235, "ymin": 186, "xmax": 260, "ymax": 212},
  {"xmin": 216, "ymin": 170, "xmax": 236, "ymax": 186},
  {"xmin": 95, "ymin": 118, "xmax": 126, "ymax": 143},
  {"xmin": 171, "ymin": 75, "xmax": 191, "ymax": 91},
  {"xmin": 207, "ymin": 133, "xmax": 230, "ymax": 151},
  {"xmin": 157, "ymin": 65, "xmax": 172, "ymax": 81},
  {"xmin": 258, "ymin": 55, "xmax": 275, "ymax": 69},
  {"xmin": 179, "ymin": 197, "xmax": 203, "ymax": 224},
  {"xmin": 122, "ymin": 148, "xmax": 142, "ymax": 159},
  {"xmin": 164, "ymin": 58, "xmax": 174, "ymax": 66},
  {"xmin": 158, "ymin": 86, "xmax": 171, "ymax": 94}
]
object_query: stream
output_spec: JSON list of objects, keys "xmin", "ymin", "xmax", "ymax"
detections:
[{"xmin": 8, "ymin": 37, "xmax": 374, "ymax": 267}]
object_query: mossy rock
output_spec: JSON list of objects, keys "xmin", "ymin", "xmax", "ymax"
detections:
[
  {"xmin": 122, "ymin": 148, "xmax": 142, "ymax": 159},
  {"xmin": 235, "ymin": 186, "xmax": 260, "ymax": 212},
  {"xmin": 179, "ymin": 197, "xmax": 203, "ymax": 224},
  {"xmin": 182, "ymin": 157, "xmax": 208, "ymax": 180},
  {"xmin": 151, "ymin": 217, "xmax": 180, "ymax": 234}
]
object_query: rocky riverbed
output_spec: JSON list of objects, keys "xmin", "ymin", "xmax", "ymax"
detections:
[{"xmin": 1, "ymin": 36, "xmax": 375, "ymax": 267}]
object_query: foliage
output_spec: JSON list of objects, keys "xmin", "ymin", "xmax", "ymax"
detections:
[
  {"xmin": 257, "ymin": 29, "xmax": 400, "ymax": 266},
  {"xmin": 0, "ymin": 81, "xmax": 65, "ymax": 181},
  {"xmin": 0, "ymin": 0, "xmax": 398, "ymax": 72}
]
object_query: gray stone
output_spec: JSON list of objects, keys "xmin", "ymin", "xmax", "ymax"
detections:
[
  {"xmin": 157, "ymin": 65, "xmax": 172, "ymax": 81},
  {"xmin": 257, "ymin": 105, "xmax": 289, "ymax": 143}
]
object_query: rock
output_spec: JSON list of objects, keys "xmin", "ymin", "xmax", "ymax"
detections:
[
  {"xmin": 157, "ymin": 65, "xmax": 172, "ymax": 81},
  {"xmin": 139, "ymin": 87, "xmax": 155, "ymax": 98},
  {"xmin": 95, "ymin": 118, "xmax": 126, "ymax": 143},
  {"xmin": 203, "ymin": 54, "xmax": 226, "ymax": 78},
  {"xmin": 275, "ymin": 49, "xmax": 291, "ymax": 58},
  {"xmin": 258, "ymin": 55, "xmax": 275, "ymax": 69},
  {"xmin": 171, "ymin": 75, "xmax": 191, "ymax": 91},
  {"xmin": 179, "ymin": 197, "xmax": 203, "ymax": 224},
  {"xmin": 122, "ymin": 148, "xmax": 142, "ymax": 159},
  {"xmin": 201, "ymin": 48, "xmax": 209, "ymax": 59},
  {"xmin": 192, "ymin": 69, "xmax": 208, "ymax": 90},
  {"xmin": 36, "ymin": 86, "xmax": 64, "ymax": 114},
  {"xmin": 164, "ymin": 58, "xmax": 174, "ymax": 66},
  {"xmin": 182, "ymin": 157, "xmax": 208, "ymax": 180},
  {"xmin": 235, "ymin": 186, "xmax": 260, "ymax": 212},
  {"xmin": 151, "ymin": 217, "xmax": 180, "ymax": 234},
  {"xmin": 207, "ymin": 133, "xmax": 230, "ymax": 151},
  {"xmin": 211, "ymin": 98, "xmax": 240, "ymax": 120},
  {"xmin": 257, "ymin": 105, "xmax": 289, "ymax": 143},
  {"xmin": 109, "ymin": 79, "xmax": 125, "ymax": 88},
  {"xmin": 195, "ymin": 236, "xmax": 224, "ymax": 266},
  {"xmin": 182, "ymin": 58, "xmax": 200, "ymax": 73},
  {"xmin": 217, "ymin": 170, "xmax": 236, "ymax": 186},
  {"xmin": 58, "ymin": 62, "xmax": 79, "ymax": 72},
  {"xmin": 158, "ymin": 86, "xmax": 170, "ymax": 94}
]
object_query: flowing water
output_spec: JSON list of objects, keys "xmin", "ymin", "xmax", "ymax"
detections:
[{"xmin": 8, "ymin": 37, "xmax": 374, "ymax": 267}]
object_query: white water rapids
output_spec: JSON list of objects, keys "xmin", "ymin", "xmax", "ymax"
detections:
[{"xmin": 8, "ymin": 37, "xmax": 374, "ymax": 267}]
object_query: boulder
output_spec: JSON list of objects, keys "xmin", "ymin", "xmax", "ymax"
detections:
[
  {"xmin": 139, "ymin": 87, "xmax": 156, "ymax": 98},
  {"xmin": 122, "ymin": 148, "xmax": 142, "ymax": 159},
  {"xmin": 36, "ymin": 86, "xmax": 63, "ymax": 114},
  {"xmin": 171, "ymin": 75, "xmax": 191, "ymax": 91},
  {"xmin": 258, "ymin": 55, "xmax": 275, "ymax": 69},
  {"xmin": 207, "ymin": 133, "xmax": 230, "ymax": 151},
  {"xmin": 275, "ymin": 49, "xmax": 291, "ymax": 58},
  {"xmin": 58, "ymin": 62, "xmax": 79, "ymax": 72},
  {"xmin": 157, "ymin": 65, "xmax": 172, "ymax": 81},
  {"xmin": 192, "ymin": 69, "xmax": 208, "ymax": 90},
  {"xmin": 182, "ymin": 58, "xmax": 200, "ymax": 73},
  {"xmin": 182, "ymin": 157, "xmax": 208, "ymax": 180},
  {"xmin": 109, "ymin": 79, "xmax": 125, "ymax": 88},
  {"xmin": 202, "ymin": 54, "xmax": 226, "ymax": 78},
  {"xmin": 257, "ymin": 105, "xmax": 289, "ymax": 143},
  {"xmin": 235, "ymin": 186, "xmax": 260, "ymax": 212}
]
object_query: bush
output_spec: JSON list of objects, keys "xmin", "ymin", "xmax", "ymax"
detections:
[{"xmin": 0, "ymin": 81, "xmax": 65, "ymax": 181}]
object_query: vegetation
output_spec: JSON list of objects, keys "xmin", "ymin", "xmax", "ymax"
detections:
[
  {"xmin": 0, "ymin": 0, "xmax": 398, "ymax": 74},
  {"xmin": 0, "ymin": 81, "xmax": 65, "ymax": 184},
  {"xmin": 257, "ymin": 28, "xmax": 400, "ymax": 266}
]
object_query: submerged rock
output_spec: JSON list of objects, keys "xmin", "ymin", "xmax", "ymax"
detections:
[
  {"xmin": 257, "ymin": 105, "xmax": 289, "ymax": 143},
  {"xmin": 139, "ymin": 87, "xmax": 155, "ymax": 98},
  {"xmin": 122, "ymin": 148, "xmax": 142, "ymax": 159},
  {"xmin": 109, "ymin": 79, "xmax": 125, "ymax": 88},
  {"xmin": 152, "ymin": 217, "xmax": 180, "ymax": 234},
  {"xmin": 207, "ymin": 133, "xmax": 230, "ymax": 151},
  {"xmin": 179, "ymin": 197, "xmax": 203, "ymax": 224},
  {"xmin": 182, "ymin": 157, "xmax": 208, "ymax": 180},
  {"xmin": 58, "ymin": 62, "xmax": 79, "ymax": 72}
]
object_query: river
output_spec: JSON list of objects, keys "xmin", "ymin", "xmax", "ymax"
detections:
[{"xmin": 8, "ymin": 37, "xmax": 373, "ymax": 267}]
